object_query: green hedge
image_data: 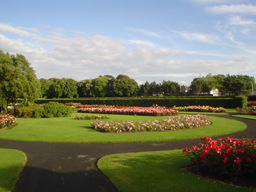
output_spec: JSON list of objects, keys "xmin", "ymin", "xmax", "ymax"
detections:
[
  {"xmin": 248, "ymin": 96, "xmax": 256, "ymax": 101},
  {"xmin": 35, "ymin": 96, "xmax": 247, "ymax": 108},
  {"xmin": 16, "ymin": 102, "xmax": 73, "ymax": 118}
]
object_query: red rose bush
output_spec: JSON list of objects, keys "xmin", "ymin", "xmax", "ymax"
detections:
[{"xmin": 183, "ymin": 137, "xmax": 256, "ymax": 177}]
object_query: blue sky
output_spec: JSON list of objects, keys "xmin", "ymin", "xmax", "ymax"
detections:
[{"xmin": 0, "ymin": 0, "xmax": 256, "ymax": 85}]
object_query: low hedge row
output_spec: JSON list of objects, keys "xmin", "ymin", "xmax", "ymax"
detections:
[
  {"xmin": 35, "ymin": 96, "xmax": 247, "ymax": 108},
  {"xmin": 16, "ymin": 102, "xmax": 73, "ymax": 118}
]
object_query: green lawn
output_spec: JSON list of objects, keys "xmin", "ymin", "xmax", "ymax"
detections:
[
  {"xmin": 233, "ymin": 114, "xmax": 256, "ymax": 120},
  {"xmin": 179, "ymin": 108, "xmax": 238, "ymax": 115},
  {"xmin": 0, "ymin": 112, "xmax": 246, "ymax": 143},
  {"xmin": 98, "ymin": 150, "xmax": 254, "ymax": 192},
  {"xmin": 0, "ymin": 149, "xmax": 27, "ymax": 192}
]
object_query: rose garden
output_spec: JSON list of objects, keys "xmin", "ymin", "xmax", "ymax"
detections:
[{"xmin": 0, "ymin": 100, "xmax": 256, "ymax": 192}]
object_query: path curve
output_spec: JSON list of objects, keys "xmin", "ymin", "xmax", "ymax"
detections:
[{"xmin": 0, "ymin": 115, "xmax": 255, "ymax": 192}]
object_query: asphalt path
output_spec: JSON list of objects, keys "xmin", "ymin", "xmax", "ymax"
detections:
[{"xmin": 0, "ymin": 115, "xmax": 255, "ymax": 192}]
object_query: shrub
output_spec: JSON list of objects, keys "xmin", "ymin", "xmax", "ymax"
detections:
[
  {"xmin": 16, "ymin": 102, "xmax": 73, "ymax": 118},
  {"xmin": 183, "ymin": 137, "xmax": 256, "ymax": 178}
]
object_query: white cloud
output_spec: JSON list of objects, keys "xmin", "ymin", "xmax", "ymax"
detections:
[
  {"xmin": 206, "ymin": 4, "xmax": 256, "ymax": 14},
  {"xmin": 174, "ymin": 31, "xmax": 220, "ymax": 44},
  {"xmin": 0, "ymin": 23, "xmax": 43, "ymax": 41},
  {"xmin": 229, "ymin": 15, "xmax": 254, "ymax": 25},
  {"xmin": 0, "ymin": 23, "xmax": 255, "ymax": 86},
  {"xmin": 129, "ymin": 28, "xmax": 162, "ymax": 38},
  {"xmin": 190, "ymin": 0, "xmax": 248, "ymax": 4}
]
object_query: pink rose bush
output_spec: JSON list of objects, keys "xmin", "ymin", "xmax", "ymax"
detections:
[
  {"xmin": 183, "ymin": 137, "xmax": 256, "ymax": 177},
  {"xmin": 0, "ymin": 114, "xmax": 16, "ymax": 129},
  {"xmin": 91, "ymin": 114, "xmax": 211, "ymax": 133},
  {"xmin": 173, "ymin": 105, "xmax": 226, "ymax": 113},
  {"xmin": 79, "ymin": 106, "xmax": 178, "ymax": 116}
]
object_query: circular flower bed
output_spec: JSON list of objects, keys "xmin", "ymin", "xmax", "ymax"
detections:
[{"xmin": 91, "ymin": 114, "xmax": 211, "ymax": 133}]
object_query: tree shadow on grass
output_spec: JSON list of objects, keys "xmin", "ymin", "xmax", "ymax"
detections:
[{"xmin": 0, "ymin": 164, "xmax": 23, "ymax": 192}]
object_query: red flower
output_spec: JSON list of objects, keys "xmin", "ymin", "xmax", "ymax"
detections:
[
  {"xmin": 183, "ymin": 148, "xmax": 190, "ymax": 154},
  {"xmin": 247, "ymin": 157, "xmax": 251, "ymax": 163},
  {"xmin": 234, "ymin": 157, "xmax": 242, "ymax": 165},
  {"xmin": 223, "ymin": 156, "xmax": 228, "ymax": 163}
]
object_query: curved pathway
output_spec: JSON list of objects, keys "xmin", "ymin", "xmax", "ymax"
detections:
[{"xmin": 0, "ymin": 115, "xmax": 255, "ymax": 192}]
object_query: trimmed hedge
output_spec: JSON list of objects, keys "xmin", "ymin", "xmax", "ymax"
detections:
[
  {"xmin": 35, "ymin": 96, "xmax": 247, "ymax": 108},
  {"xmin": 248, "ymin": 95, "xmax": 256, "ymax": 101},
  {"xmin": 16, "ymin": 102, "xmax": 73, "ymax": 118}
]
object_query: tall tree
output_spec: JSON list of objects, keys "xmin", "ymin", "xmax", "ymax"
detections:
[
  {"xmin": 112, "ymin": 74, "xmax": 138, "ymax": 97},
  {"xmin": 148, "ymin": 81, "xmax": 162, "ymax": 96},
  {"xmin": 92, "ymin": 76, "xmax": 109, "ymax": 97},
  {"xmin": 77, "ymin": 79, "xmax": 93, "ymax": 97},
  {"xmin": 40, "ymin": 78, "xmax": 53, "ymax": 98},
  {"xmin": 138, "ymin": 81, "xmax": 150, "ymax": 96},
  {"xmin": 0, "ymin": 51, "xmax": 40, "ymax": 107},
  {"xmin": 162, "ymin": 80, "xmax": 180, "ymax": 96},
  {"xmin": 224, "ymin": 74, "xmax": 255, "ymax": 96},
  {"xmin": 61, "ymin": 78, "xmax": 78, "ymax": 98},
  {"xmin": 190, "ymin": 77, "xmax": 210, "ymax": 95}
]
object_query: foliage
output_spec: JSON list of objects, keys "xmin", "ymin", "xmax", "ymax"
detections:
[
  {"xmin": 162, "ymin": 80, "xmax": 180, "ymax": 96},
  {"xmin": 35, "ymin": 96, "xmax": 247, "ymax": 108},
  {"xmin": 0, "ymin": 51, "xmax": 40, "ymax": 107},
  {"xmin": 77, "ymin": 79, "xmax": 93, "ymax": 97},
  {"xmin": 0, "ymin": 114, "xmax": 16, "ymax": 129},
  {"xmin": 183, "ymin": 136, "xmax": 256, "ymax": 177},
  {"xmin": 16, "ymin": 102, "xmax": 73, "ymax": 118},
  {"xmin": 91, "ymin": 114, "xmax": 211, "ymax": 133},
  {"xmin": 190, "ymin": 73, "xmax": 255, "ymax": 96},
  {"xmin": 113, "ymin": 74, "xmax": 138, "ymax": 96},
  {"xmin": 190, "ymin": 77, "xmax": 210, "ymax": 95},
  {"xmin": 78, "ymin": 105, "xmax": 179, "ymax": 116},
  {"xmin": 173, "ymin": 105, "xmax": 226, "ymax": 113},
  {"xmin": 91, "ymin": 76, "xmax": 110, "ymax": 97}
]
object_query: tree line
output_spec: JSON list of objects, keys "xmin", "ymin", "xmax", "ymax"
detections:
[
  {"xmin": 39, "ymin": 75, "xmax": 181, "ymax": 98},
  {"xmin": 0, "ymin": 51, "xmax": 255, "ymax": 107}
]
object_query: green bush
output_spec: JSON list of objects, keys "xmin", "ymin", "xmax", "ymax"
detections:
[{"xmin": 16, "ymin": 102, "xmax": 73, "ymax": 118}]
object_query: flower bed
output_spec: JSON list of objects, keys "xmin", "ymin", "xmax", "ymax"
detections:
[
  {"xmin": 173, "ymin": 105, "xmax": 226, "ymax": 113},
  {"xmin": 91, "ymin": 114, "xmax": 211, "ymax": 133},
  {"xmin": 236, "ymin": 107, "xmax": 256, "ymax": 115},
  {"xmin": 0, "ymin": 114, "xmax": 16, "ymax": 129},
  {"xmin": 183, "ymin": 137, "xmax": 256, "ymax": 178},
  {"xmin": 78, "ymin": 106, "xmax": 178, "ymax": 116},
  {"xmin": 247, "ymin": 101, "xmax": 256, "ymax": 107},
  {"xmin": 72, "ymin": 114, "xmax": 108, "ymax": 120}
]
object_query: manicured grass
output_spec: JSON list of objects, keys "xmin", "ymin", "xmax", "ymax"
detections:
[
  {"xmin": 0, "ymin": 149, "xmax": 27, "ymax": 192},
  {"xmin": 233, "ymin": 115, "xmax": 256, "ymax": 120},
  {"xmin": 97, "ymin": 150, "xmax": 254, "ymax": 192},
  {"xmin": 179, "ymin": 108, "xmax": 238, "ymax": 115},
  {"xmin": 0, "ymin": 112, "xmax": 246, "ymax": 143}
]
